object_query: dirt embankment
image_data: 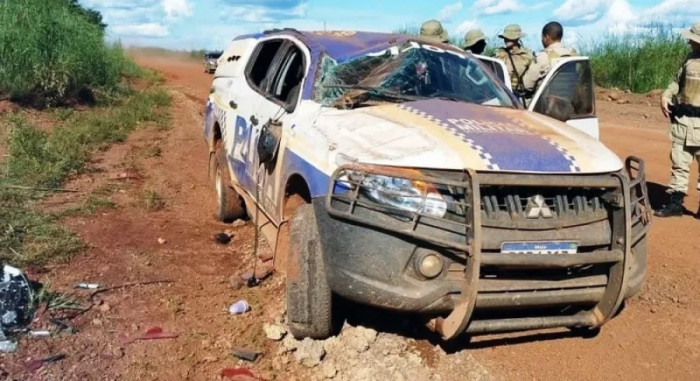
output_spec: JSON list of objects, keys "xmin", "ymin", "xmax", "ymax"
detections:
[{"xmin": 1, "ymin": 53, "xmax": 698, "ymax": 380}]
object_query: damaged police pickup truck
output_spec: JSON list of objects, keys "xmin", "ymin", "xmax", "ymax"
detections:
[{"xmin": 203, "ymin": 29, "xmax": 651, "ymax": 340}]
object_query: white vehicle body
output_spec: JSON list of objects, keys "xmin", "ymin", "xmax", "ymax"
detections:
[{"xmin": 202, "ymin": 30, "xmax": 650, "ymax": 340}]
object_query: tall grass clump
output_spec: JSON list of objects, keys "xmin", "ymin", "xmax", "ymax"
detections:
[
  {"xmin": 580, "ymin": 24, "xmax": 689, "ymax": 93},
  {"xmin": 0, "ymin": 0, "xmax": 136, "ymax": 106}
]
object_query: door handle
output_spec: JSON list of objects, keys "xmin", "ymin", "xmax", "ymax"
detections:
[
  {"xmin": 250, "ymin": 115, "xmax": 259, "ymax": 126},
  {"xmin": 229, "ymin": 100, "xmax": 237, "ymax": 109}
]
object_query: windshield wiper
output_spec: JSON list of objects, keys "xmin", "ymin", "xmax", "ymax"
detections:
[{"xmin": 321, "ymin": 84, "xmax": 423, "ymax": 103}]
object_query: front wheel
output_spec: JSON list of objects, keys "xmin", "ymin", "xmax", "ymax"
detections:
[
  {"xmin": 215, "ymin": 146, "xmax": 246, "ymax": 222},
  {"xmin": 286, "ymin": 204, "xmax": 338, "ymax": 339}
]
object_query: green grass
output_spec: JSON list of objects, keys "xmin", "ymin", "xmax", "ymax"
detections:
[
  {"xmin": 0, "ymin": 86, "xmax": 171, "ymax": 268},
  {"xmin": 143, "ymin": 189, "xmax": 165, "ymax": 211},
  {"xmin": 0, "ymin": 0, "xmax": 139, "ymax": 106},
  {"xmin": 579, "ymin": 24, "xmax": 689, "ymax": 93}
]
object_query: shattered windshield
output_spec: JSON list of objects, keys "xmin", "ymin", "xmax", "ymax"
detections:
[{"xmin": 315, "ymin": 41, "xmax": 515, "ymax": 108}]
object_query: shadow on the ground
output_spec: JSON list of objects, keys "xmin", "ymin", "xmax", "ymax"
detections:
[
  {"xmin": 339, "ymin": 299, "xmax": 597, "ymax": 354},
  {"xmin": 646, "ymin": 181, "xmax": 667, "ymax": 210},
  {"xmin": 646, "ymin": 181, "xmax": 696, "ymax": 216}
]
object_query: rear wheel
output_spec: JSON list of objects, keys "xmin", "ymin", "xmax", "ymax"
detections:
[
  {"xmin": 215, "ymin": 146, "xmax": 246, "ymax": 222},
  {"xmin": 286, "ymin": 204, "xmax": 337, "ymax": 339}
]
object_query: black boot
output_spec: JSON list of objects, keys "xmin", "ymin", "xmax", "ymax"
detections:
[{"xmin": 654, "ymin": 191, "xmax": 685, "ymax": 218}]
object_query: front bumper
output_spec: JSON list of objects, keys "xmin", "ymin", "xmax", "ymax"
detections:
[{"xmin": 319, "ymin": 158, "xmax": 651, "ymax": 339}]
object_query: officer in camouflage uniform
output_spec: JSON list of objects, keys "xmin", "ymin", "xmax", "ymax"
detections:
[
  {"xmin": 463, "ymin": 29, "xmax": 487, "ymax": 55},
  {"xmin": 523, "ymin": 21, "xmax": 578, "ymax": 91},
  {"xmin": 420, "ymin": 20, "xmax": 450, "ymax": 44},
  {"xmin": 656, "ymin": 22, "xmax": 700, "ymax": 218},
  {"xmin": 494, "ymin": 24, "xmax": 534, "ymax": 98}
]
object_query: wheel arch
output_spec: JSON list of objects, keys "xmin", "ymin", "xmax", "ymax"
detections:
[{"xmin": 282, "ymin": 172, "xmax": 312, "ymax": 219}]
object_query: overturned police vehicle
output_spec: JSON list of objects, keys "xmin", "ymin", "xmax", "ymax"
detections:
[{"xmin": 203, "ymin": 29, "xmax": 651, "ymax": 340}]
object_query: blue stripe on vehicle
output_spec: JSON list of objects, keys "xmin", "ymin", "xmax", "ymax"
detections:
[
  {"xmin": 283, "ymin": 149, "xmax": 330, "ymax": 198},
  {"xmin": 399, "ymin": 100, "xmax": 579, "ymax": 173}
]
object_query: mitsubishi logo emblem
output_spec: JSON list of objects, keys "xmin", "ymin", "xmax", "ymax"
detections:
[{"xmin": 526, "ymin": 195, "xmax": 553, "ymax": 219}]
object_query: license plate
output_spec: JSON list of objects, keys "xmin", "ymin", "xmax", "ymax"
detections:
[{"xmin": 501, "ymin": 241, "xmax": 578, "ymax": 255}]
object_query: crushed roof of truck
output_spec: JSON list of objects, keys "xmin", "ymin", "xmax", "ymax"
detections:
[{"xmin": 235, "ymin": 29, "xmax": 442, "ymax": 62}]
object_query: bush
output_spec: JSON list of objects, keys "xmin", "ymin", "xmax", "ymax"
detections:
[
  {"xmin": 0, "ymin": 0, "xmax": 136, "ymax": 106},
  {"xmin": 577, "ymin": 24, "xmax": 688, "ymax": 93}
]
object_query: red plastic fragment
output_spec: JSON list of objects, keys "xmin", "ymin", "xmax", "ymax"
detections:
[
  {"xmin": 220, "ymin": 368, "xmax": 266, "ymax": 381},
  {"xmin": 122, "ymin": 326, "xmax": 179, "ymax": 344}
]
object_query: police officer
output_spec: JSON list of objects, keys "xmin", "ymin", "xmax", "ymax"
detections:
[
  {"xmin": 494, "ymin": 24, "xmax": 533, "ymax": 97},
  {"xmin": 463, "ymin": 29, "xmax": 486, "ymax": 55},
  {"xmin": 523, "ymin": 21, "xmax": 578, "ymax": 91},
  {"xmin": 656, "ymin": 22, "xmax": 700, "ymax": 218},
  {"xmin": 420, "ymin": 20, "xmax": 449, "ymax": 44}
]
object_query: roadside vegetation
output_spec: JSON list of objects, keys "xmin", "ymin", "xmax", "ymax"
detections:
[
  {"xmin": 579, "ymin": 24, "xmax": 688, "ymax": 93},
  {"xmin": 395, "ymin": 23, "xmax": 688, "ymax": 93},
  {"xmin": 0, "ymin": 0, "xmax": 172, "ymax": 267},
  {"xmin": 0, "ymin": 0, "xmax": 138, "ymax": 107}
]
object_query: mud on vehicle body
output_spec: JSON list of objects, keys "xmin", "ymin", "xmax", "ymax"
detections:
[{"xmin": 203, "ymin": 29, "xmax": 651, "ymax": 340}]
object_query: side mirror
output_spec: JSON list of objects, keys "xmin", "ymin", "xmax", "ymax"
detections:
[{"xmin": 257, "ymin": 120, "xmax": 282, "ymax": 165}]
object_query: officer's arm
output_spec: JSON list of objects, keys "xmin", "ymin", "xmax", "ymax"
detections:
[
  {"xmin": 662, "ymin": 66, "xmax": 682, "ymax": 102},
  {"xmin": 523, "ymin": 52, "xmax": 549, "ymax": 91}
]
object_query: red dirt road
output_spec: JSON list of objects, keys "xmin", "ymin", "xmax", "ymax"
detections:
[{"xmin": 2, "ymin": 53, "xmax": 699, "ymax": 380}]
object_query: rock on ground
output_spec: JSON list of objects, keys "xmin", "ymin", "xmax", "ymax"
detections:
[
  {"xmin": 294, "ymin": 338, "xmax": 326, "ymax": 368},
  {"xmin": 277, "ymin": 323, "xmax": 491, "ymax": 381},
  {"xmin": 264, "ymin": 323, "xmax": 287, "ymax": 341}
]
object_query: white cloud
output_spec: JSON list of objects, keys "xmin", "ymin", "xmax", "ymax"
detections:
[
  {"xmin": 473, "ymin": 0, "xmax": 521, "ymax": 16},
  {"xmin": 553, "ymin": 0, "xmax": 606, "ymax": 23},
  {"xmin": 112, "ymin": 23, "xmax": 169, "ymax": 37},
  {"xmin": 438, "ymin": 2, "xmax": 463, "ymax": 22},
  {"xmin": 456, "ymin": 20, "xmax": 479, "ymax": 35},
  {"xmin": 161, "ymin": 0, "xmax": 192, "ymax": 20}
]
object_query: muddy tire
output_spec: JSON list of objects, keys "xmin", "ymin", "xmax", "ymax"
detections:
[
  {"xmin": 215, "ymin": 146, "xmax": 246, "ymax": 222},
  {"xmin": 286, "ymin": 204, "xmax": 336, "ymax": 339}
]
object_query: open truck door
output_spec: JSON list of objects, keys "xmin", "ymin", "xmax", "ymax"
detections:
[
  {"xmin": 475, "ymin": 55, "xmax": 512, "ymax": 91},
  {"xmin": 529, "ymin": 57, "xmax": 599, "ymax": 139}
]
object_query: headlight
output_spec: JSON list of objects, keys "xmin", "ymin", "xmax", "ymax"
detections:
[{"xmin": 360, "ymin": 175, "xmax": 447, "ymax": 218}]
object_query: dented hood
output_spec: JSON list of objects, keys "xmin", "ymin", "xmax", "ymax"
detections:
[{"xmin": 314, "ymin": 99, "xmax": 622, "ymax": 174}]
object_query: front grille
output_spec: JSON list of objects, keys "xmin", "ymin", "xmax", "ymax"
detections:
[{"xmin": 479, "ymin": 186, "xmax": 613, "ymax": 227}]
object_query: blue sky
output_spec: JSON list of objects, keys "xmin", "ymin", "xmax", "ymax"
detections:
[{"xmin": 80, "ymin": 0, "xmax": 698, "ymax": 50}]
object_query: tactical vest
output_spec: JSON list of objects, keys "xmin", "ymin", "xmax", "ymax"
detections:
[
  {"xmin": 496, "ymin": 48, "xmax": 533, "ymax": 90},
  {"xmin": 545, "ymin": 46, "xmax": 577, "ymax": 67},
  {"xmin": 680, "ymin": 58, "xmax": 700, "ymax": 107}
]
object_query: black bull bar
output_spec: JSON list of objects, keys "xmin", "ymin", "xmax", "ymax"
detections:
[{"xmin": 325, "ymin": 157, "xmax": 651, "ymax": 340}]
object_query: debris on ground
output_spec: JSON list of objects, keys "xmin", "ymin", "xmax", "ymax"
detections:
[
  {"xmin": 232, "ymin": 347, "xmax": 261, "ymax": 362},
  {"xmin": 220, "ymin": 367, "xmax": 266, "ymax": 381},
  {"xmin": 122, "ymin": 326, "xmax": 178, "ymax": 345},
  {"xmin": 25, "ymin": 354, "xmax": 67, "ymax": 372},
  {"xmin": 229, "ymin": 275, "xmax": 245, "ymax": 291},
  {"xmin": 157, "ymin": 237, "xmax": 167, "ymax": 245},
  {"xmin": 214, "ymin": 232, "xmax": 233, "ymax": 245},
  {"xmin": 274, "ymin": 323, "xmax": 490, "ymax": 380},
  {"xmin": 231, "ymin": 220, "xmax": 247, "ymax": 228},
  {"xmin": 0, "ymin": 265, "xmax": 34, "ymax": 351},
  {"xmin": 229, "ymin": 300, "xmax": 250, "ymax": 315},
  {"xmin": 112, "ymin": 171, "xmax": 140, "ymax": 180},
  {"xmin": 74, "ymin": 283, "xmax": 100, "ymax": 290},
  {"xmin": 263, "ymin": 323, "xmax": 287, "ymax": 341},
  {"xmin": 28, "ymin": 330, "xmax": 51, "ymax": 338},
  {"xmin": 293, "ymin": 338, "xmax": 326, "ymax": 368}
]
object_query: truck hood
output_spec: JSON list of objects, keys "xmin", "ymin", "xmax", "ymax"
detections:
[{"xmin": 313, "ymin": 99, "xmax": 622, "ymax": 174}]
